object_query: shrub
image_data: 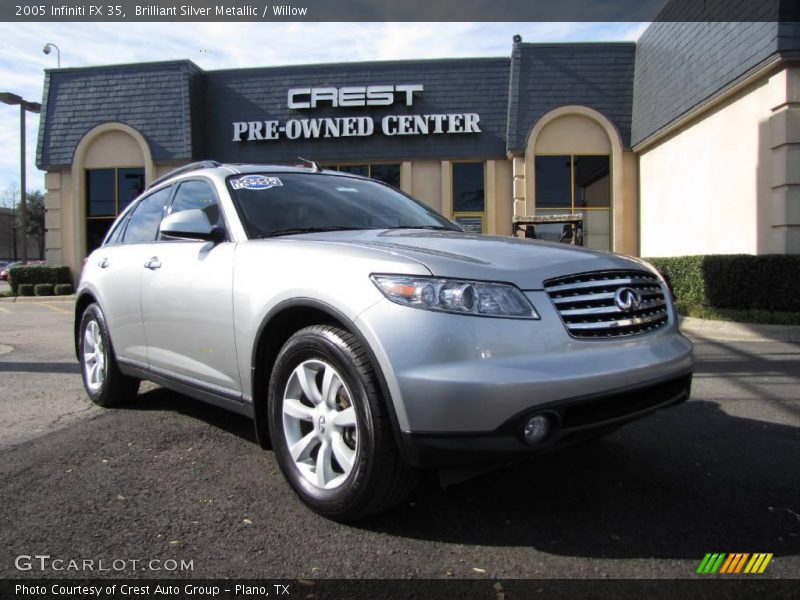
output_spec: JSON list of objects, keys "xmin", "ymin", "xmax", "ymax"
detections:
[
  {"xmin": 9, "ymin": 264, "xmax": 71, "ymax": 296},
  {"xmin": 54, "ymin": 283, "xmax": 74, "ymax": 296},
  {"xmin": 18, "ymin": 284, "xmax": 34, "ymax": 296},
  {"xmin": 34, "ymin": 283, "xmax": 54, "ymax": 296},
  {"xmin": 644, "ymin": 254, "xmax": 800, "ymax": 312}
]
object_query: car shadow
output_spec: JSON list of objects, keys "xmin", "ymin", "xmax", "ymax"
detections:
[
  {"xmin": 121, "ymin": 386, "xmax": 258, "ymax": 444},
  {"xmin": 124, "ymin": 382, "xmax": 800, "ymax": 560},
  {"xmin": 0, "ymin": 361, "xmax": 80, "ymax": 374},
  {"xmin": 114, "ymin": 337, "xmax": 800, "ymax": 562},
  {"xmin": 357, "ymin": 399, "xmax": 800, "ymax": 559}
]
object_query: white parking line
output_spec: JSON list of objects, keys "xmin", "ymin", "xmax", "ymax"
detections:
[{"xmin": 34, "ymin": 303, "xmax": 72, "ymax": 314}]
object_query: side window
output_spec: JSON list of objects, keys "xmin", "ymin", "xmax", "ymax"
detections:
[
  {"xmin": 104, "ymin": 214, "xmax": 129, "ymax": 246},
  {"xmin": 168, "ymin": 180, "xmax": 223, "ymax": 230},
  {"xmin": 122, "ymin": 186, "xmax": 173, "ymax": 244}
]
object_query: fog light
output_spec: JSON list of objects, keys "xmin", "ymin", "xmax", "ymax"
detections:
[{"xmin": 523, "ymin": 414, "xmax": 552, "ymax": 445}]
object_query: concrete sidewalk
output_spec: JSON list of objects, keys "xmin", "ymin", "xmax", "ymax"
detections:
[{"xmin": 679, "ymin": 315, "xmax": 800, "ymax": 343}]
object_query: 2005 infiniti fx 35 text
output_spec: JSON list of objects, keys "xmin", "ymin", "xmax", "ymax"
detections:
[{"xmin": 75, "ymin": 160, "xmax": 693, "ymax": 521}]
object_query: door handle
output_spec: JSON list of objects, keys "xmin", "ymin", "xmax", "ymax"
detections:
[
  {"xmin": 98, "ymin": 257, "xmax": 109, "ymax": 269},
  {"xmin": 144, "ymin": 257, "xmax": 162, "ymax": 270}
]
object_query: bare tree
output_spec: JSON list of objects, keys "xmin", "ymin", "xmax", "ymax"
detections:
[
  {"xmin": 0, "ymin": 185, "xmax": 46, "ymax": 260},
  {"xmin": 26, "ymin": 191, "xmax": 46, "ymax": 259},
  {"xmin": 0, "ymin": 185, "xmax": 19, "ymax": 260}
]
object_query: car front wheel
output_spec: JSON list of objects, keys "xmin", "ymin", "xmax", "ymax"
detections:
[
  {"xmin": 268, "ymin": 325, "xmax": 418, "ymax": 521},
  {"xmin": 79, "ymin": 303, "xmax": 139, "ymax": 407}
]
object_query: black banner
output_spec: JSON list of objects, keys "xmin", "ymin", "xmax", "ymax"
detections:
[
  {"xmin": 1, "ymin": 0, "xmax": 795, "ymax": 22},
  {"xmin": 2, "ymin": 579, "xmax": 800, "ymax": 600}
]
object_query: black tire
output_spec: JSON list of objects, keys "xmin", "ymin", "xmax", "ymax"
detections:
[
  {"xmin": 268, "ymin": 325, "xmax": 418, "ymax": 521},
  {"xmin": 78, "ymin": 303, "xmax": 139, "ymax": 407}
]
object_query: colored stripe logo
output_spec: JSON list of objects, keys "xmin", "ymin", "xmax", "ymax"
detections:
[{"xmin": 697, "ymin": 553, "xmax": 773, "ymax": 574}]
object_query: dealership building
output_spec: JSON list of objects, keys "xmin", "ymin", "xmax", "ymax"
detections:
[{"xmin": 35, "ymin": 19, "xmax": 800, "ymax": 280}]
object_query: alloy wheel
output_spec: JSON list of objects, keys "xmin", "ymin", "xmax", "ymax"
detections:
[
  {"xmin": 282, "ymin": 359, "xmax": 359, "ymax": 490},
  {"xmin": 82, "ymin": 319, "xmax": 107, "ymax": 393}
]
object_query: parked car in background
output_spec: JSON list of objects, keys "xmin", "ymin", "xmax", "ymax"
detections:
[
  {"xmin": 0, "ymin": 261, "xmax": 21, "ymax": 281},
  {"xmin": 1, "ymin": 260, "xmax": 46, "ymax": 283},
  {"xmin": 75, "ymin": 161, "xmax": 693, "ymax": 521}
]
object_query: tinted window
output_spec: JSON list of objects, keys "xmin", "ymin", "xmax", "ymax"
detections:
[
  {"xmin": 227, "ymin": 173, "xmax": 457, "ymax": 238},
  {"xmin": 338, "ymin": 165, "xmax": 369, "ymax": 177},
  {"xmin": 88, "ymin": 220, "xmax": 114, "ymax": 250},
  {"xmin": 535, "ymin": 156, "xmax": 572, "ymax": 208},
  {"xmin": 123, "ymin": 187, "xmax": 172, "ymax": 243},
  {"xmin": 573, "ymin": 156, "xmax": 610, "ymax": 208},
  {"xmin": 452, "ymin": 163, "xmax": 484, "ymax": 212},
  {"xmin": 370, "ymin": 164, "xmax": 401, "ymax": 188},
  {"xmin": 118, "ymin": 168, "xmax": 146, "ymax": 213},
  {"xmin": 169, "ymin": 180, "xmax": 222, "ymax": 228},
  {"xmin": 87, "ymin": 169, "xmax": 115, "ymax": 217}
]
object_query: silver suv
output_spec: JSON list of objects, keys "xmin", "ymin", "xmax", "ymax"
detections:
[{"xmin": 76, "ymin": 161, "xmax": 693, "ymax": 521}]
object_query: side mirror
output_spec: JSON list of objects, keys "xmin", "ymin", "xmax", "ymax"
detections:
[{"xmin": 160, "ymin": 209, "xmax": 225, "ymax": 242}]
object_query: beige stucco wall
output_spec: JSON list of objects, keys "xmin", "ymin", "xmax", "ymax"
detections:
[
  {"xmin": 620, "ymin": 151, "xmax": 639, "ymax": 256},
  {"xmin": 83, "ymin": 130, "xmax": 145, "ymax": 169},
  {"xmin": 520, "ymin": 107, "xmax": 636, "ymax": 253},
  {"xmin": 639, "ymin": 67, "xmax": 799, "ymax": 256},
  {"xmin": 409, "ymin": 160, "xmax": 443, "ymax": 213},
  {"xmin": 535, "ymin": 114, "xmax": 611, "ymax": 154},
  {"xmin": 493, "ymin": 159, "xmax": 514, "ymax": 236}
]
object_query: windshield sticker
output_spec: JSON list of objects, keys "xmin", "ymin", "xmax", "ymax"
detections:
[{"xmin": 230, "ymin": 175, "xmax": 283, "ymax": 190}]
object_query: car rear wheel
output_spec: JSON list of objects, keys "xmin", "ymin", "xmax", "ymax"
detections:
[
  {"xmin": 268, "ymin": 325, "xmax": 418, "ymax": 521},
  {"xmin": 79, "ymin": 303, "xmax": 139, "ymax": 407}
]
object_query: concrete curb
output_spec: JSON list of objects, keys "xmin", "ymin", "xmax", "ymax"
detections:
[
  {"xmin": 679, "ymin": 315, "xmax": 800, "ymax": 343},
  {"xmin": 0, "ymin": 295, "xmax": 76, "ymax": 303}
]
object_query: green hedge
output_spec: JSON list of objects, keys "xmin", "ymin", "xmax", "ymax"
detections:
[
  {"xmin": 34, "ymin": 283, "xmax": 54, "ymax": 296},
  {"xmin": 18, "ymin": 284, "xmax": 34, "ymax": 296},
  {"xmin": 8, "ymin": 265, "xmax": 71, "ymax": 296},
  {"xmin": 54, "ymin": 283, "xmax": 74, "ymax": 296},
  {"xmin": 644, "ymin": 255, "xmax": 800, "ymax": 312}
]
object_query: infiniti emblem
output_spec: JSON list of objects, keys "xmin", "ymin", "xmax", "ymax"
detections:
[
  {"xmin": 318, "ymin": 415, "xmax": 326, "ymax": 433},
  {"xmin": 614, "ymin": 287, "xmax": 642, "ymax": 312}
]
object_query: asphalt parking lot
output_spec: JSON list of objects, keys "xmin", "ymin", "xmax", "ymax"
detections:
[{"xmin": 0, "ymin": 302, "xmax": 798, "ymax": 579}]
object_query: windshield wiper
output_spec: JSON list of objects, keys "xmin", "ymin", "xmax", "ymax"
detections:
[{"xmin": 256, "ymin": 226, "xmax": 371, "ymax": 238}]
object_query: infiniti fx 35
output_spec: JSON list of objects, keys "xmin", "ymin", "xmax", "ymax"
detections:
[{"xmin": 75, "ymin": 161, "xmax": 693, "ymax": 521}]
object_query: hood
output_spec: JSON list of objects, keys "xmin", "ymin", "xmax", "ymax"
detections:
[{"xmin": 284, "ymin": 229, "xmax": 649, "ymax": 289}]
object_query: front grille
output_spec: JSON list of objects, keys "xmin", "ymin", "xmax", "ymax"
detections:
[{"xmin": 544, "ymin": 270, "xmax": 669, "ymax": 338}]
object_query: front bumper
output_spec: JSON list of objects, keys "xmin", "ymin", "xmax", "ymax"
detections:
[
  {"xmin": 400, "ymin": 371, "xmax": 691, "ymax": 467},
  {"xmin": 354, "ymin": 291, "xmax": 694, "ymax": 467}
]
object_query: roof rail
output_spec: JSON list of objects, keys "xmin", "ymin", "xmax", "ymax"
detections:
[
  {"xmin": 296, "ymin": 156, "xmax": 322, "ymax": 172},
  {"xmin": 147, "ymin": 160, "xmax": 222, "ymax": 189}
]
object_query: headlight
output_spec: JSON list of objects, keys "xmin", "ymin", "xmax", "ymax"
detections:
[{"xmin": 370, "ymin": 275, "xmax": 540, "ymax": 319}]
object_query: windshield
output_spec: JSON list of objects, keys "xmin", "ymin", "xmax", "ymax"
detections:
[{"xmin": 226, "ymin": 172, "xmax": 461, "ymax": 238}]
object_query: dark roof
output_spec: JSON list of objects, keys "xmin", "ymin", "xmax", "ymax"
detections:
[
  {"xmin": 631, "ymin": 21, "xmax": 784, "ymax": 147},
  {"xmin": 201, "ymin": 57, "xmax": 510, "ymax": 163},
  {"xmin": 506, "ymin": 42, "xmax": 636, "ymax": 153},
  {"xmin": 37, "ymin": 61, "xmax": 200, "ymax": 169},
  {"xmin": 630, "ymin": 0, "xmax": 800, "ymax": 148}
]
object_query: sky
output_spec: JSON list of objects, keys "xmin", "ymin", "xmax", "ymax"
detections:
[{"xmin": 0, "ymin": 21, "xmax": 648, "ymax": 198}]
